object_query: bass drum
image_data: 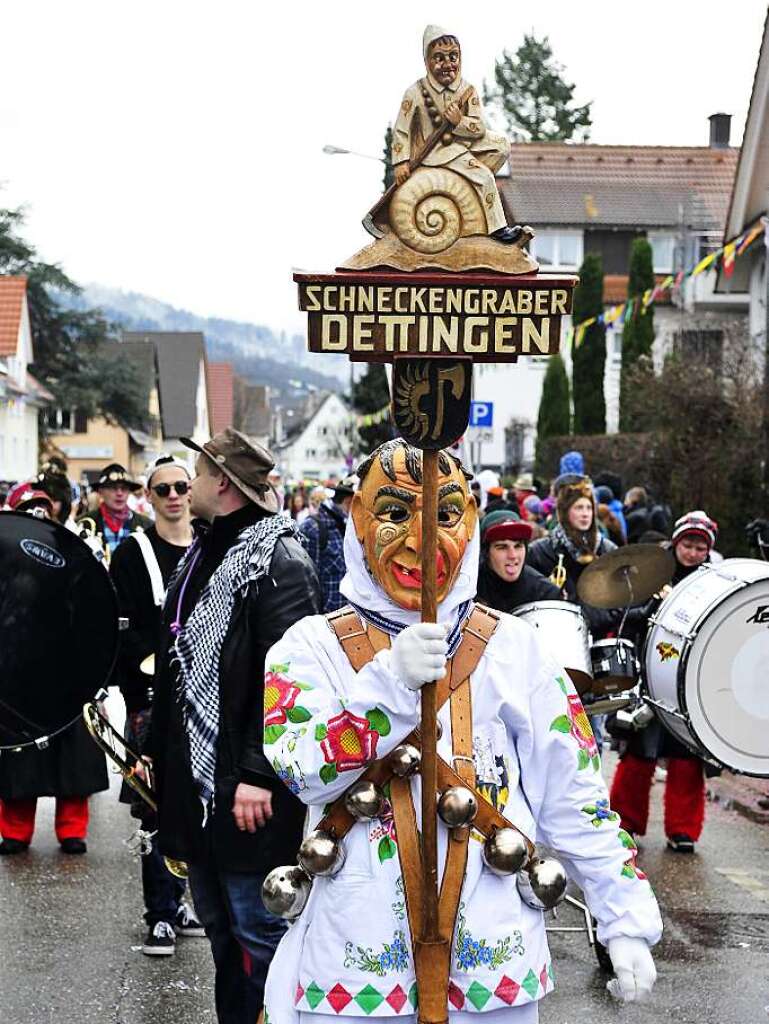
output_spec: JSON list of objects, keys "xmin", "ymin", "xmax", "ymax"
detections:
[
  {"xmin": 0, "ymin": 511, "xmax": 118, "ymax": 749},
  {"xmin": 644, "ymin": 558, "xmax": 769, "ymax": 777}
]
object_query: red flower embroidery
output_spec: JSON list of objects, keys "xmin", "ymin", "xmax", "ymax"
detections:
[
  {"xmin": 264, "ymin": 672, "xmax": 301, "ymax": 727},
  {"xmin": 566, "ymin": 693, "xmax": 599, "ymax": 759},
  {"xmin": 320, "ymin": 710, "xmax": 378, "ymax": 771}
]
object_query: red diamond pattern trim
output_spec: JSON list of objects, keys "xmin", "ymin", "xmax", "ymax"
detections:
[
  {"xmin": 385, "ymin": 985, "xmax": 408, "ymax": 1013},
  {"xmin": 294, "ymin": 984, "xmax": 305, "ymax": 1006},
  {"xmin": 326, "ymin": 984, "xmax": 353, "ymax": 1014},
  {"xmin": 539, "ymin": 965, "xmax": 548, "ymax": 991},
  {"xmin": 448, "ymin": 982, "xmax": 465, "ymax": 1010},
  {"xmin": 494, "ymin": 976, "xmax": 521, "ymax": 1005}
]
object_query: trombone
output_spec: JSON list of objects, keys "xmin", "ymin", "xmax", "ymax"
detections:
[{"xmin": 82, "ymin": 701, "xmax": 187, "ymax": 878}]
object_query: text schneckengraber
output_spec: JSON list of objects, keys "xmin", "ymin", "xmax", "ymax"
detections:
[
  {"xmin": 308, "ymin": 312, "xmax": 560, "ymax": 359},
  {"xmin": 299, "ymin": 283, "xmax": 570, "ymax": 317}
]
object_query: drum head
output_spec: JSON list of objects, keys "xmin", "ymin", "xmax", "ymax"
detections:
[
  {"xmin": 685, "ymin": 571, "xmax": 769, "ymax": 776},
  {"xmin": 0, "ymin": 512, "xmax": 118, "ymax": 748}
]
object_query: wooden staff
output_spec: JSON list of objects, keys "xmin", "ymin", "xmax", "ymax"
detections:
[{"xmin": 420, "ymin": 448, "xmax": 440, "ymax": 940}]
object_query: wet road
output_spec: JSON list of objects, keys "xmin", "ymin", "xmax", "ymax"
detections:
[{"xmin": 0, "ymin": 741, "xmax": 766, "ymax": 1023}]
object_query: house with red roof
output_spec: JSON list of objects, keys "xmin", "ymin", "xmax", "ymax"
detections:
[
  {"xmin": 0, "ymin": 276, "xmax": 52, "ymax": 481},
  {"xmin": 471, "ymin": 117, "xmax": 747, "ymax": 471}
]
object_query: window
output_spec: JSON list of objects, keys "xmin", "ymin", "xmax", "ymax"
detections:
[
  {"xmin": 44, "ymin": 407, "xmax": 76, "ymax": 433},
  {"xmin": 693, "ymin": 232, "xmax": 721, "ymax": 264},
  {"xmin": 648, "ymin": 232, "xmax": 675, "ymax": 273},
  {"xmin": 530, "ymin": 230, "xmax": 583, "ymax": 269},
  {"xmin": 673, "ymin": 329, "xmax": 723, "ymax": 373}
]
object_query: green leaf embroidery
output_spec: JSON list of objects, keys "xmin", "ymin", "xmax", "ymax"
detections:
[
  {"xmin": 315, "ymin": 724, "xmax": 328, "ymax": 742},
  {"xmin": 295, "ymin": 681, "xmax": 313, "ymax": 691},
  {"xmin": 555, "ymin": 675, "xmax": 568, "ymax": 694},
  {"xmin": 286, "ymin": 705, "xmax": 311, "ymax": 724},
  {"xmin": 366, "ymin": 708, "xmax": 392, "ymax": 737},
  {"xmin": 264, "ymin": 725, "xmax": 287, "ymax": 745},
  {"xmin": 621, "ymin": 863, "xmax": 636, "ymax": 879},
  {"xmin": 319, "ymin": 762, "xmax": 338, "ymax": 785},
  {"xmin": 378, "ymin": 836, "xmax": 397, "ymax": 863},
  {"xmin": 591, "ymin": 754, "xmax": 601, "ymax": 772},
  {"xmin": 550, "ymin": 714, "xmax": 571, "ymax": 734},
  {"xmin": 577, "ymin": 748, "xmax": 590, "ymax": 770},
  {"xmin": 269, "ymin": 663, "xmax": 290, "ymax": 674},
  {"xmin": 618, "ymin": 829, "xmax": 637, "ymax": 850}
]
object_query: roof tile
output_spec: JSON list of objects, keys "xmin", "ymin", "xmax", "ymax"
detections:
[{"xmin": 0, "ymin": 276, "xmax": 28, "ymax": 356}]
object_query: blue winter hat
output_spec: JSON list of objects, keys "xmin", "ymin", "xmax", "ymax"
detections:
[{"xmin": 559, "ymin": 450, "xmax": 585, "ymax": 476}]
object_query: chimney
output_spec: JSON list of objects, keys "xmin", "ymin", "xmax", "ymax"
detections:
[{"xmin": 708, "ymin": 113, "xmax": 732, "ymax": 148}]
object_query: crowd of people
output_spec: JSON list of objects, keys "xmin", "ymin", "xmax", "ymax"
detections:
[{"xmin": 1, "ymin": 435, "xmax": 768, "ymax": 1023}]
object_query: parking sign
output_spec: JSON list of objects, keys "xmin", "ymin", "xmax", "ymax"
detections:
[{"xmin": 469, "ymin": 401, "xmax": 493, "ymax": 428}]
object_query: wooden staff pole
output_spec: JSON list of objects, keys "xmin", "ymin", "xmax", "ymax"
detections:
[{"xmin": 420, "ymin": 448, "xmax": 440, "ymax": 941}]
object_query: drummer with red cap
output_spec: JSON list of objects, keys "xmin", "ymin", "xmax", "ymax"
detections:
[
  {"xmin": 4, "ymin": 481, "xmax": 54, "ymax": 518},
  {"xmin": 609, "ymin": 509, "xmax": 719, "ymax": 854},
  {"xmin": 475, "ymin": 509, "xmax": 561, "ymax": 613}
]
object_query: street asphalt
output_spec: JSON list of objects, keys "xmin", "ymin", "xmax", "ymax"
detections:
[{"xmin": 0, "ymin": 745, "xmax": 766, "ymax": 1024}]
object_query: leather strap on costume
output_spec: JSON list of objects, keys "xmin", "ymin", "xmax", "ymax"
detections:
[{"xmin": 324, "ymin": 604, "xmax": 502, "ymax": 1024}]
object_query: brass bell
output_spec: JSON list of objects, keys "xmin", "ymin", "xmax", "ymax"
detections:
[
  {"xmin": 390, "ymin": 744, "xmax": 421, "ymax": 778},
  {"xmin": 298, "ymin": 829, "xmax": 346, "ymax": 877},
  {"xmin": 482, "ymin": 828, "xmax": 529, "ymax": 876},
  {"xmin": 344, "ymin": 780, "xmax": 385, "ymax": 820},
  {"xmin": 516, "ymin": 857, "xmax": 568, "ymax": 910},
  {"xmin": 437, "ymin": 786, "xmax": 478, "ymax": 828},
  {"xmin": 262, "ymin": 865, "xmax": 312, "ymax": 920}
]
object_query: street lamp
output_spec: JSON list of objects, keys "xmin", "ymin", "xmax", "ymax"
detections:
[{"xmin": 323, "ymin": 144, "xmax": 384, "ymax": 163}]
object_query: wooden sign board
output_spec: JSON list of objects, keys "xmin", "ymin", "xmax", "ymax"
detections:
[{"xmin": 295, "ymin": 271, "xmax": 577, "ymax": 362}]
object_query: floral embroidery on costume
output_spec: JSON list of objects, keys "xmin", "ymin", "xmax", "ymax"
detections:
[
  {"xmin": 454, "ymin": 904, "xmax": 523, "ymax": 971},
  {"xmin": 264, "ymin": 665, "xmax": 313, "ymax": 744},
  {"xmin": 550, "ymin": 687, "xmax": 600, "ymax": 772},
  {"xmin": 316, "ymin": 707, "xmax": 391, "ymax": 784},
  {"xmin": 581, "ymin": 798, "xmax": 619, "ymax": 827},
  {"xmin": 271, "ymin": 757, "xmax": 306, "ymax": 795},
  {"xmin": 618, "ymin": 829, "xmax": 648, "ymax": 880},
  {"xmin": 391, "ymin": 876, "xmax": 406, "ymax": 921},
  {"xmin": 369, "ymin": 786, "xmax": 398, "ymax": 863},
  {"xmin": 344, "ymin": 930, "xmax": 410, "ymax": 976}
]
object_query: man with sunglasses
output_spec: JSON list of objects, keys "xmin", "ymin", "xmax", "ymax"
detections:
[{"xmin": 110, "ymin": 455, "xmax": 203, "ymax": 955}]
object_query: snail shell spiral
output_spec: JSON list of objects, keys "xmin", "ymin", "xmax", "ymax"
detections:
[{"xmin": 390, "ymin": 168, "xmax": 486, "ymax": 254}]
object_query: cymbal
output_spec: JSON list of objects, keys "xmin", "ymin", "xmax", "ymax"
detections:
[
  {"xmin": 577, "ymin": 544, "xmax": 675, "ymax": 609},
  {"xmin": 140, "ymin": 654, "xmax": 155, "ymax": 676}
]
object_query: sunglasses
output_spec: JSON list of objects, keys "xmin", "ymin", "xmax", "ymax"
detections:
[{"xmin": 152, "ymin": 481, "xmax": 190, "ymax": 497}]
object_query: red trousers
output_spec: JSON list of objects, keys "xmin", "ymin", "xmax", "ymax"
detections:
[
  {"xmin": 0, "ymin": 796, "xmax": 89, "ymax": 843},
  {"xmin": 609, "ymin": 753, "xmax": 706, "ymax": 840}
]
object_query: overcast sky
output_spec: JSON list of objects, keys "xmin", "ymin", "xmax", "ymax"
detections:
[{"xmin": 2, "ymin": 2, "xmax": 767, "ymax": 334}]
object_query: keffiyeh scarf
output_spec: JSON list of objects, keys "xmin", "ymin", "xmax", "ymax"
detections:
[{"xmin": 172, "ymin": 515, "xmax": 301, "ymax": 814}]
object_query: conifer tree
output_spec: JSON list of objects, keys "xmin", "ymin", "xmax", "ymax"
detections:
[
  {"xmin": 536, "ymin": 353, "xmax": 571, "ymax": 442},
  {"xmin": 484, "ymin": 35, "xmax": 592, "ymax": 142},
  {"xmin": 352, "ymin": 363, "xmax": 392, "ymax": 453},
  {"xmin": 383, "ymin": 125, "xmax": 394, "ymax": 191},
  {"xmin": 571, "ymin": 252, "xmax": 606, "ymax": 434},
  {"xmin": 619, "ymin": 238, "xmax": 656, "ymax": 431}
]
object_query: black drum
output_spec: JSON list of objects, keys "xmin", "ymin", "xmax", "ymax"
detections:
[
  {"xmin": 589, "ymin": 638, "xmax": 638, "ymax": 696},
  {"xmin": 0, "ymin": 511, "xmax": 118, "ymax": 748}
]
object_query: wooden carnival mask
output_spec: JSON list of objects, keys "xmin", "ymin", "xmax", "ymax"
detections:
[{"xmin": 352, "ymin": 439, "xmax": 477, "ymax": 611}]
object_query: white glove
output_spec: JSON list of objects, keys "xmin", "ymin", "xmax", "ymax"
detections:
[
  {"xmin": 606, "ymin": 936, "xmax": 657, "ymax": 1002},
  {"xmin": 390, "ymin": 623, "xmax": 448, "ymax": 690}
]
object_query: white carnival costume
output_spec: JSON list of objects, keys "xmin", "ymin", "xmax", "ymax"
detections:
[{"xmin": 262, "ymin": 445, "xmax": 661, "ymax": 1024}]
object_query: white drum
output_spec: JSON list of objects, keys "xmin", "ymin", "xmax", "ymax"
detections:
[
  {"xmin": 514, "ymin": 601, "xmax": 592, "ymax": 689},
  {"xmin": 644, "ymin": 558, "xmax": 769, "ymax": 777}
]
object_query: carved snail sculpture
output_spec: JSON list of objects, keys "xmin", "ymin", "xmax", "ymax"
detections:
[{"xmin": 390, "ymin": 168, "xmax": 487, "ymax": 254}]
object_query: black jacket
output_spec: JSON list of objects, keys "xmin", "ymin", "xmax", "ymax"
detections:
[
  {"xmin": 148, "ymin": 505, "xmax": 321, "ymax": 871},
  {"xmin": 109, "ymin": 526, "xmax": 190, "ymax": 713},
  {"xmin": 476, "ymin": 562, "xmax": 561, "ymax": 614},
  {"xmin": 526, "ymin": 532, "xmax": 620, "ymax": 637}
]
